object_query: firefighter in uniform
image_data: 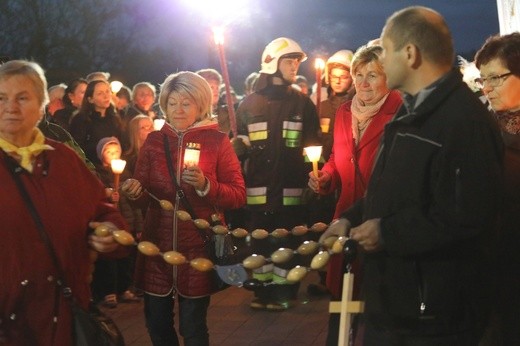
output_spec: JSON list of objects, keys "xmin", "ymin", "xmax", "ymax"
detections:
[{"xmin": 234, "ymin": 37, "xmax": 321, "ymax": 310}]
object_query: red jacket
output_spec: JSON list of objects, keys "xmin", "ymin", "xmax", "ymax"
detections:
[
  {"xmin": 132, "ymin": 121, "xmax": 245, "ymax": 297},
  {"xmin": 321, "ymin": 90, "xmax": 402, "ymax": 298},
  {"xmin": 0, "ymin": 140, "xmax": 126, "ymax": 345}
]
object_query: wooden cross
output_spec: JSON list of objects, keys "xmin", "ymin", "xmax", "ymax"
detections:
[{"xmin": 328, "ymin": 271, "xmax": 364, "ymax": 346}]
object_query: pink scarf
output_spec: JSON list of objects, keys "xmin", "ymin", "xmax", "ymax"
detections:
[{"xmin": 351, "ymin": 93, "xmax": 389, "ymax": 144}]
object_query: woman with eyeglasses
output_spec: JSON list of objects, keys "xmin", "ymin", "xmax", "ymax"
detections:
[{"xmin": 475, "ymin": 32, "xmax": 520, "ymax": 345}]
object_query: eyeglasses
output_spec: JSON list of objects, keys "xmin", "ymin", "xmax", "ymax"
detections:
[
  {"xmin": 475, "ymin": 72, "xmax": 513, "ymax": 88},
  {"xmin": 330, "ymin": 75, "xmax": 351, "ymax": 82}
]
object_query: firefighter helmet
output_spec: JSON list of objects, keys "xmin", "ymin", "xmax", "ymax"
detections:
[
  {"xmin": 325, "ymin": 50, "xmax": 354, "ymax": 84},
  {"xmin": 260, "ymin": 37, "xmax": 307, "ymax": 75}
]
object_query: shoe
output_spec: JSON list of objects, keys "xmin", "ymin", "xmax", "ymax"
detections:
[
  {"xmin": 265, "ymin": 301, "xmax": 292, "ymax": 311},
  {"xmin": 250, "ymin": 299, "xmax": 267, "ymax": 310},
  {"xmin": 119, "ymin": 290, "xmax": 140, "ymax": 303},
  {"xmin": 307, "ymin": 283, "xmax": 330, "ymax": 296},
  {"xmin": 102, "ymin": 294, "xmax": 118, "ymax": 308}
]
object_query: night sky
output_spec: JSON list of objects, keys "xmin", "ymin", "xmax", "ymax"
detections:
[
  {"xmin": 1, "ymin": 0, "xmax": 501, "ymax": 90},
  {"xmin": 166, "ymin": 0, "xmax": 500, "ymax": 89}
]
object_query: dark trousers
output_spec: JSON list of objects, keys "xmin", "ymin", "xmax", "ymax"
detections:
[
  {"xmin": 91, "ymin": 257, "xmax": 133, "ymax": 300},
  {"xmin": 362, "ymin": 319, "xmax": 477, "ymax": 346},
  {"xmin": 144, "ymin": 293, "xmax": 210, "ymax": 346}
]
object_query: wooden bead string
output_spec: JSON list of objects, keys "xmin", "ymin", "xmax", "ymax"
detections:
[{"xmin": 95, "ymin": 210, "xmax": 347, "ymax": 283}]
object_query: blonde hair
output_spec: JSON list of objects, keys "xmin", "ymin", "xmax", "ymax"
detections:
[
  {"xmin": 159, "ymin": 71, "xmax": 212, "ymax": 121},
  {"xmin": 132, "ymin": 82, "xmax": 156, "ymax": 99},
  {"xmin": 124, "ymin": 114, "xmax": 152, "ymax": 157},
  {"xmin": 351, "ymin": 45, "xmax": 385, "ymax": 75},
  {"xmin": 0, "ymin": 60, "xmax": 49, "ymax": 110}
]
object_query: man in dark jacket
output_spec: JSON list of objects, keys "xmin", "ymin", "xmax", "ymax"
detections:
[{"xmin": 322, "ymin": 6, "xmax": 503, "ymax": 345}]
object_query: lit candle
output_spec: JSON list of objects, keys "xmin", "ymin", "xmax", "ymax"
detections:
[
  {"xmin": 213, "ymin": 26, "xmax": 237, "ymax": 139},
  {"xmin": 315, "ymin": 58, "xmax": 325, "ymax": 115},
  {"xmin": 110, "ymin": 159, "xmax": 127, "ymax": 205},
  {"xmin": 184, "ymin": 143, "xmax": 201, "ymax": 168},
  {"xmin": 305, "ymin": 146, "xmax": 322, "ymax": 177},
  {"xmin": 110, "ymin": 81, "xmax": 123, "ymax": 94},
  {"xmin": 153, "ymin": 118, "xmax": 166, "ymax": 131}
]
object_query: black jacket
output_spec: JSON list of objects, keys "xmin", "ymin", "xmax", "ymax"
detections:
[
  {"xmin": 343, "ymin": 69, "xmax": 504, "ymax": 335},
  {"xmin": 237, "ymin": 84, "xmax": 321, "ymax": 212}
]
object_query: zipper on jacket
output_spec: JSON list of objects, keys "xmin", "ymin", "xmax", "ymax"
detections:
[
  {"xmin": 414, "ymin": 261, "xmax": 427, "ymax": 317},
  {"xmin": 172, "ymin": 132, "xmax": 185, "ymax": 287}
]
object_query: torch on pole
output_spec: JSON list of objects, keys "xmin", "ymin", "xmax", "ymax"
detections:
[
  {"xmin": 213, "ymin": 26, "xmax": 237, "ymax": 139},
  {"xmin": 314, "ymin": 58, "xmax": 325, "ymax": 116}
]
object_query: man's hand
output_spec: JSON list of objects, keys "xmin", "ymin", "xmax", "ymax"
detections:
[
  {"xmin": 319, "ymin": 218, "xmax": 352, "ymax": 244},
  {"xmin": 350, "ymin": 218, "xmax": 382, "ymax": 252}
]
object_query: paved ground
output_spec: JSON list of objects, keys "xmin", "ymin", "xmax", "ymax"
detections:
[{"xmin": 101, "ymin": 271, "xmax": 331, "ymax": 346}]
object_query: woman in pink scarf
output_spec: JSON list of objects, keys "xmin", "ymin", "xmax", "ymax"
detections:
[{"xmin": 308, "ymin": 44, "xmax": 402, "ymax": 345}]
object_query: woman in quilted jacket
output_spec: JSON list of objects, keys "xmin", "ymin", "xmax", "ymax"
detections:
[{"xmin": 121, "ymin": 71, "xmax": 245, "ymax": 346}]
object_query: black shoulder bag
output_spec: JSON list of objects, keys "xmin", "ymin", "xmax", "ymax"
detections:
[{"xmin": 4, "ymin": 155, "xmax": 124, "ymax": 346}]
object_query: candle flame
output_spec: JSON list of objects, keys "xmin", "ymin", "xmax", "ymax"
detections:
[
  {"xmin": 314, "ymin": 58, "xmax": 325, "ymax": 70},
  {"xmin": 213, "ymin": 27, "xmax": 224, "ymax": 45},
  {"xmin": 305, "ymin": 146, "xmax": 322, "ymax": 162},
  {"xmin": 111, "ymin": 159, "xmax": 126, "ymax": 174},
  {"xmin": 110, "ymin": 81, "xmax": 123, "ymax": 94},
  {"xmin": 153, "ymin": 119, "xmax": 166, "ymax": 131}
]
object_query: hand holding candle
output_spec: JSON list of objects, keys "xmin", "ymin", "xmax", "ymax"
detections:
[{"xmin": 182, "ymin": 143, "xmax": 206, "ymax": 190}]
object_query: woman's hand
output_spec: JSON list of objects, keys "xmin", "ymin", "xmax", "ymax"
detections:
[
  {"xmin": 182, "ymin": 165, "xmax": 207, "ymax": 191},
  {"xmin": 121, "ymin": 178, "xmax": 143, "ymax": 200},
  {"xmin": 308, "ymin": 170, "xmax": 331, "ymax": 193},
  {"xmin": 88, "ymin": 221, "xmax": 119, "ymax": 253}
]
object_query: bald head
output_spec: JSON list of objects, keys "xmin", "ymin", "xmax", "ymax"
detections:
[{"xmin": 383, "ymin": 6, "xmax": 454, "ymax": 68}]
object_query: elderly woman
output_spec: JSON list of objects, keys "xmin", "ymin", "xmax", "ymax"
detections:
[
  {"xmin": 0, "ymin": 60, "xmax": 125, "ymax": 344},
  {"xmin": 122, "ymin": 71, "xmax": 245, "ymax": 346},
  {"xmin": 308, "ymin": 45, "xmax": 402, "ymax": 345},
  {"xmin": 475, "ymin": 32, "xmax": 520, "ymax": 345}
]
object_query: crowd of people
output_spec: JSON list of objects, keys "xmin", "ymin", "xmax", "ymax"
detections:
[{"xmin": 1, "ymin": 5, "xmax": 519, "ymax": 346}]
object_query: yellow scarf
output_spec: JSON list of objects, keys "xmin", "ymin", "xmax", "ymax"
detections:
[{"xmin": 0, "ymin": 129, "xmax": 54, "ymax": 172}]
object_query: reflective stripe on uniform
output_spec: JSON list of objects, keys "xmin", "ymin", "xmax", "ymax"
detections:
[
  {"xmin": 253, "ymin": 263, "xmax": 274, "ymax": 281},
  {"xmin": 283, "ymin": 188, "xmax": 303, "ymax": 206},
  {"xmin": 253, "ymin": 263, "xmax": 274, "ymax": 274},
  {"xmin": 253, "ymin": 272, "xmax": 273, "ymax": 282},
  {"xmin": 272, "ymin": 273, "xmax": 290, "ymax": 284},
  {"xmin": 282, "ymin": 121, "xmax": 302, "ymax": 131},
  {"xmin": 248, "ymin": 122, "xmax": 268, "ymax": 142},
  {"xmin": 247, "ymin": 187, "xmax": 267, "ymax": 205},
  {"xmin": 273, "ymin": 266, "xmax": 288, "ymax": 277},
  {"xmin": 272, "ymin": 266, "xmax": 290, "ymax": 284},
  {"xmin": 282, "ymin": 121, "xmax": 302, "ymax": 147}
]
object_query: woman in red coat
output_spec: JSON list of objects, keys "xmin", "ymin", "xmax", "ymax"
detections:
[
  {"xmin": 122, "ymin": 71, "xmax": 245, "ymax": 346},
  {"xmin": 308, "ymin": 45, "xmax": 402, "ymax": 345},
  {"xmin": 0, "ymin": 61, "xmax": 125, "ymax": 345}
]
